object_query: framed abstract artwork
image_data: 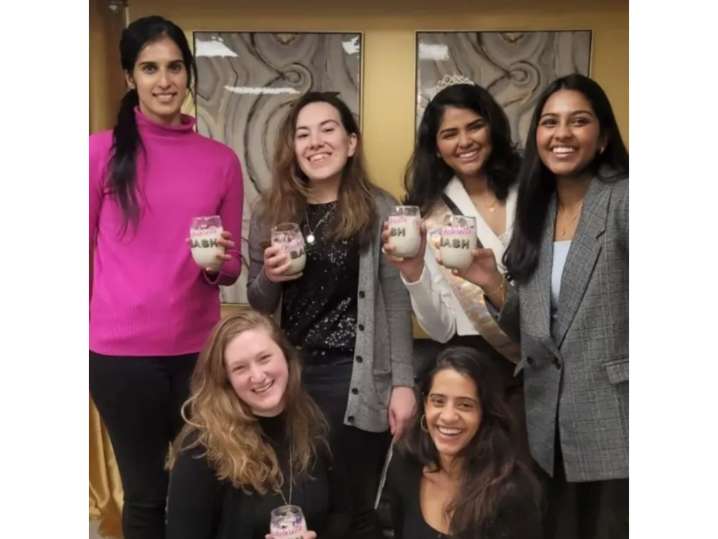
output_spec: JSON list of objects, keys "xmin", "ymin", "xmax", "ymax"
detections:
[
  {"xmin": 193, "ymin": 31, "xmax": 363, "ymax": 303},
  {"xmin": 416, "ymin": 31, "xmax": 592, "ymax": 146}
]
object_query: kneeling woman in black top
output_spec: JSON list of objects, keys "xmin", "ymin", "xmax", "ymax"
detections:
[
  {"xmin": 383, "ymin": 346, "xmax": 542, "ymax": 539},
  {"xmin": 166, "ymin": 311, "xmax": 350, "ymax": 539}
]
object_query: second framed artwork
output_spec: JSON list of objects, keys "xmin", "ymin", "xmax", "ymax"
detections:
[
  {"xmin": 416, "ymin": 30, "xmax": 592, "ymax": 146},
  {"xmin": 193, "ymin": 31, "xmax": 363, "ymax": 304}
]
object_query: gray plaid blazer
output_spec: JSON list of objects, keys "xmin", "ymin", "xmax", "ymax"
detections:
[{"xmin": 499, "ymin": 175, "xmax": 628, "ymax": 482}]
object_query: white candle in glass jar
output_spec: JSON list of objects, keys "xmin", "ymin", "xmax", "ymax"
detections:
[
  {"xmin": 271, "ymin": 223, "xmax": 306, "ymax": 275},
  {"xmin": 190, "ymin": 216, "xmax": 225, "ymax": 269},
  {"xmin": 387, "ymin": 206, "xmax": 422, "ymax": 258},
  {"xmin": 439, "ymin": 215, "xmax": 477, "ymax": 271}
]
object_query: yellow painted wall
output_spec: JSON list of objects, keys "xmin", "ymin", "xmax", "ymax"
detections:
[
  {"xmin": 116, "ymin": 0, "xmax": 628, "ymax": 199},
  {"xmin": 89, "ymin": 0, "xmax": 126, "ymax": 133}
]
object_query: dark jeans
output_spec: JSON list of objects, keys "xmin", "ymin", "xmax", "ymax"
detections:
[
  {"xmin": 89, "ymin": 351, "xmax": 198, "ymax": 539},
  {"xmin": 303, "ymin": 352, "xmax": 390, "ymax": 539},
  {"xmin": 543, "ymin": 432, "xmax": 629, "ymax": 539}
]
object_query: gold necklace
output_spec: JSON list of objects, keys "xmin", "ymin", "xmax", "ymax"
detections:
[
  {"xmin": 471, "ymin": 192, "xmax": 499, "ymax": 213},
  {"xmin": 556, "ymin": 202, "xmax": 583, "ymax": 238}
]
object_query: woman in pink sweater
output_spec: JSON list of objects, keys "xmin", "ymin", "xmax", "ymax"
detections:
[{"xmin": 89, "ymin": 15, "xmax": 243, "ymax": 539}]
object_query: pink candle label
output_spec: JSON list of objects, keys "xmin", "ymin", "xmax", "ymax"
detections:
[{"xmin": 440, "ymin": 227, "xmax": 475, "ymax": 250}]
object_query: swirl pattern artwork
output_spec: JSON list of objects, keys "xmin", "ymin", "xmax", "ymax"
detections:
[
  {"xmin": 193, "ymin": 32, "xmax": 363, "ymax": 303},
  {"xmin": 416, "ymin": 31, "xmax": 592, "ymax": 146}
]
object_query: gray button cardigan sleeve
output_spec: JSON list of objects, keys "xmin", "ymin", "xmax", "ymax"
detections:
[
  {"xmin": 246, "ymin": 204, "xmax": 283, "ymax": 314},
  {"xmin": 376, "ymin": 194, "xmax": 415, "ymax": 389}
]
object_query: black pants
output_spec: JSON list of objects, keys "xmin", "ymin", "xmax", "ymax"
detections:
[
  {"xmin": 543, "ymin": 433, "xmax": 629, "ymax": 539},
  {"xmin": 303, "ymin": 352, "xmax": 389, "ymax": 539},
  {"xmin": 89, "ymin": 351, "xmax": 197, "ymax": 539}
]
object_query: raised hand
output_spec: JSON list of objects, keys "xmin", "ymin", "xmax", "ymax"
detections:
[
  {"xmin": 212, "ymin": 229, "xmax": 235, "ymax": 268},
  {"xmin": 437, "ymin": 247, "xmax": 506, "ymax": 308},
  {"xmin": 381, "ymin": 220, "xmax": 427, "ymax": 283},
  {"xmin": 263, "ymin": 244, "xmax": 303, "ymax": 282}
]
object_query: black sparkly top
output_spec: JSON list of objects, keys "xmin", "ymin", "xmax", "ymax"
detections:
[{"xmin": 281, "ymin": 201, "xmax": 360, "ymax": 357}]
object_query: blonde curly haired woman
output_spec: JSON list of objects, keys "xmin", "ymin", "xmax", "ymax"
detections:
[{"xmin": 166, "ymin": 311, "xmax": 350, "ymax": 539}]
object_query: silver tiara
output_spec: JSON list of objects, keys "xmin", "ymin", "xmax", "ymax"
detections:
[
  {"xmin": 419, "ymin": 73, "xmax": 477, "ymax": 113},
  {"xmin": 434, "ymin": 73, "xmax": 476, "ymax": 93}
]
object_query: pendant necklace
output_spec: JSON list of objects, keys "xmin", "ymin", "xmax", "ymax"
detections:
[
  {"xmin": 278, "ymin": 444, "xmax": 294, "ymax": 506},
  {"xmin": 303, "ymin": 202, "xmax": 336, "ymax": 245},
  {"xmin": 471, "ymin": 192, "xmax": 498, "ymax": 213},
  {"xmin": 557, "ymin": 202, "xmax": 583, "ymax": 239}
]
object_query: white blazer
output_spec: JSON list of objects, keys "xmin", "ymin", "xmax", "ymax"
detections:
[{"xmin": 402, "ymin": 177, "xmax": 517, "ymax": 342}]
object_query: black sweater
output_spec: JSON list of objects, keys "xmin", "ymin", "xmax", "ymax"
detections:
[
  {"xmin": 166, "ymin": 414, "xmax": 351, "ymax": 539},
  {"xmin": 383, "ymin": 451, "xmax": 543, "ymax": 539}
]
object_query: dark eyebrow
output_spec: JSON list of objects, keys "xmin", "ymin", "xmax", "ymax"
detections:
[
  {"xmin": 137, "ymin": 59, "xmax": 184, "ymax": 67},
  {"xmin": 569, "ymin": 109, "xmax": 596, "ymax": 117},
  {"xmin": 296, "ymin": 119, "xmax": 340, "ymax": 131},
  {"xmin": 540, "ymin": 109, "xmax": 596, "ymax": 119},
  {"xmin": 437, "ymin": 126, "xmax": 458, "ymax": 136}
]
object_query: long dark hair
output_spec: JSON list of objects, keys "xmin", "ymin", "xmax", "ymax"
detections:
[
  {"xmin": 108, "ymin": 15, "xmax": 196, "ymax": 230},
  {"xmin": 260, "ymin": 91, "xmax": 377, "ymax": 247},
  {"xmin": 404, "ymin": 83, "xmax": 521, "ymax": 214},
  {"xmin": 401, "ymin": 346, "xmax": 540, "ymax": 538},
  {"xmin": 504, "ymin": 74, "xmax": 629, "ymax": 282}
]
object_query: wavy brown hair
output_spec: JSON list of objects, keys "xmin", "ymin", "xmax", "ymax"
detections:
[
  {"xmin": 168, "ymin": 310, "xmax": 329, "ymax": 494},
  {"xmin": 401, "ymin": 347, "xmax": 541, "ymax": 538},
  {"xmin": 258, "ymin": 91, "xmax": 377, "ymax": 247}
]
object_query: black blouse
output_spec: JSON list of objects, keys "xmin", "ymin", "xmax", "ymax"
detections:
[
  {"xmin": 166, "ymin": 414, "xmax": 351, "ymax": 539},
  {"xmin": 382, "ymin": 451, "xmax": 543, "ymax": 539},
  {"xmin": 281, "ymin": 201, "xmax": 360, "ymax": 359}
]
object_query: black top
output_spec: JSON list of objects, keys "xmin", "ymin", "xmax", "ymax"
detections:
[
  {"xmin": 281, "ymin": 201, "xmax": 360, "ymax": 360},
  {"xmin": 382, "ymin": 451, "xmax": 542, "ymax": 539},
  {"xmin": 166, "ymin": 414, "xmax": 351, "ymax": 539}
]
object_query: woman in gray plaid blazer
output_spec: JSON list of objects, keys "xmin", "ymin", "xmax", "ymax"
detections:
[{"xmin": 454, "ymin": 74, "xmax": 628, "ymax": 539}]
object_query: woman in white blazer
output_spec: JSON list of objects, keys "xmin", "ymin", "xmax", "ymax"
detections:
[{"xmin": 381, "ymin": 81, "xmax": 528, "ymax": 458}]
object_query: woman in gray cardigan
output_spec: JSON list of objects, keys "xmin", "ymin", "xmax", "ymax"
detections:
[
  {"xmin": 452, "ymin": 75, "xmax": 628, "ymax": 539},
  {"xmin": 247, "ymin": 92, "xmax": 415, "ymax": 539}
]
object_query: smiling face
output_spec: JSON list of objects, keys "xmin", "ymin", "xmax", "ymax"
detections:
[
  {"xmin": 425, "ymin": 368, "xmax": 482, "ymax": 462},
  {"xmin": 293, "ymin": 101, "xmax": 358, "ymax": 187},
  {"xmin": 125, "ymin": 35, "xmax": 188, "ymax": 126},
  {"xmin": 224, "ymin": 327, "xmax": 289, "ymax": 417},
  {"xmin": 435, "ymin": 106, "xmax": 493, "ymax": 183},
  {"xmin": 536, "ymin": 89, "xmax": 605, "ymax": 182}
]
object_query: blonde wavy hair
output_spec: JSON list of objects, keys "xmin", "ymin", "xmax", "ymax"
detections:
[
  {"xmin": 168, "ymin": 310, "xmax": 329, "ymax": 494},
  {"xmin": 258, "ymin": 91, "xmax": 378, "ymax": 247}
]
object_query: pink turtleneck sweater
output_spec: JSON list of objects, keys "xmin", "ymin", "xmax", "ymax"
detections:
[{"xmin": 89, "ymin": 109, "xmax": 244, "ymax": 356}]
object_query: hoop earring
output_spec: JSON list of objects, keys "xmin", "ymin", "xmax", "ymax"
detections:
[{"xmin": 420, "ymin": 414, "xmax": 429, "ymax": 432}]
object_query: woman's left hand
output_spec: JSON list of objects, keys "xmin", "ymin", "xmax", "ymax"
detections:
[
  {"xmin": 209, "ymin": 229, "xmax": 235, "ymax": 272},
  {"xmin": 388, "ymin": 386, "xmax": 417, "ymax": 441},
  {"xmin": 186, "ymin": 229, "xmax": 236, "ymax": 273},
  {"xmin": 265, "ymin": 531, "xmax": 317, "ymax": 539}
]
